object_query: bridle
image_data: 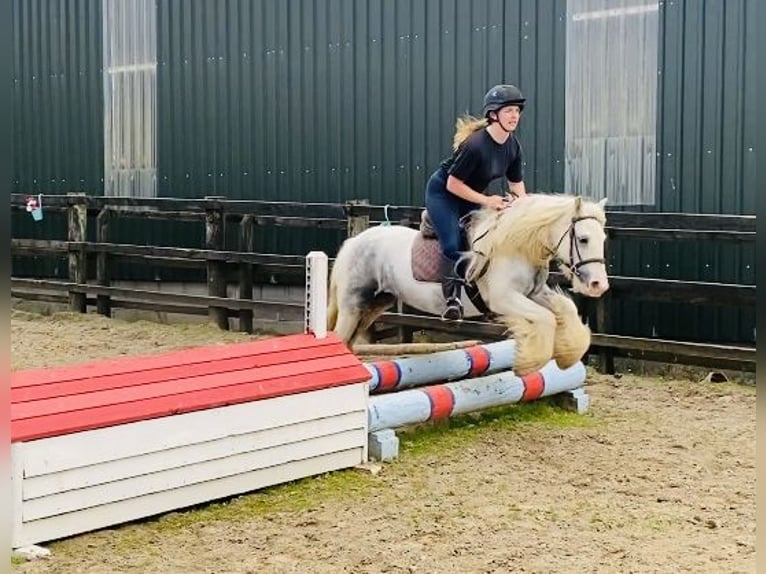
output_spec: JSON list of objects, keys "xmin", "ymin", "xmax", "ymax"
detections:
[
  {"xmin": 548, "ymin": 215, "xmax": 606, "ymax": 279},
  {"xmin": 462, "ymin": 206, "xmax": 605, "ymax": 285}
]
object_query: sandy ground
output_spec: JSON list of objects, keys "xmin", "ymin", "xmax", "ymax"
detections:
[{"xmin": 10, "ymin": 311, "xmax": 756, "ymax": 574}]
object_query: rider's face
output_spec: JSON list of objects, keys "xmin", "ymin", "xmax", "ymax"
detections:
[{"xmin": 495, "ymin": 105, "xmax": 522, "ymax": 131}]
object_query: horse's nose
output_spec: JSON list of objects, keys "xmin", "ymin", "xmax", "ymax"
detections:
[{"xmin": 589, "ymin": 278, "xmax": 609, "ymax": 295}]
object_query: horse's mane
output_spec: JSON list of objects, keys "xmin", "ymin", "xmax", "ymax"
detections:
[
  {"xmin": 452, "ymin": 115, "xmax": 488, "ymax": 151},
  {"xmin": 464, "ymin": 193, "xmax": 606, "ymax": 281}
]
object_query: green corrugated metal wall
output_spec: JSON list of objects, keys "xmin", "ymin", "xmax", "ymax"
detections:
[
  {"xmin": 155, "ymin": 0, "xmax": 566, "ymax": 255},
  {"xmin": 12, "ymin": 0, "xmax": 103, "ymax": 194},
  {"xmin": 610, "ymin": 0, "xmax": 756, "ymax": 343},
  {"xmin": 11, "ymin": 0, "xmax": 758, "ymax": 343},
  {"xmin": 157, "ymin": 0, "xmax": 565, "ymax": 203},
  {"xmin": 11, "ymin": 0, "xmax": 103, "ymax": 277}
]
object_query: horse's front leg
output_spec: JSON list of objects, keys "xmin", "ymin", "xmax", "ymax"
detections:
[
  {"xmin": 490, "ymin": 292, "xmax": 557, "ymax": 376},
  {"xmin": 530, "ymin": 286, "xmax": 591, "ymax": 370}
]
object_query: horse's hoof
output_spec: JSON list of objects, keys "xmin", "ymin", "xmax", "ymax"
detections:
[
  {"xmin": 513, "ymin": 359, "xmax": 547, "ymax": 376},
  {"xmin": 554, "ymin": 357, "xmax": 579, "ymax": 370},
  {"xmin": 441, "ymin": 304, "xmax": 464, "ymax": 321}
]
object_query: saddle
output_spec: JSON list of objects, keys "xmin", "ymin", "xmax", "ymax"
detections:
[{"xmin": 411, "ymin": 210, "xmax": 495, "ymax": 318}]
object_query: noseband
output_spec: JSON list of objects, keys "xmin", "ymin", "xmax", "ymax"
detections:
[{"xmin": 549, "ymin": 215, "xmax": 606, "ymax": 279}]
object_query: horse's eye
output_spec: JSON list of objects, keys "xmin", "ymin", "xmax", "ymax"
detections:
[{"xmin": 578, "ymin": 236, "xmax": 589, "ymax": 245}]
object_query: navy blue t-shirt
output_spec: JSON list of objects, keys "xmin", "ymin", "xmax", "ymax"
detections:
[{"xmin": 440, "ymin": 128, "xmax": 524, "ymax": 192}]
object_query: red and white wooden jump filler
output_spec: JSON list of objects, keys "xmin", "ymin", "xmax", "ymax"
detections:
[{"xmin": 10, "ymin": 251, "xmax": 588, "ymax": 552}]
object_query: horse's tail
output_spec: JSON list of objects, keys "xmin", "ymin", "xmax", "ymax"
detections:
[
  {"xmin": 452, "ymin": 115, "xmax": 488, "ymax": 151},
  {"xmin": 326, "ymin": 264, "xmax": 339, "ymax": 331}
]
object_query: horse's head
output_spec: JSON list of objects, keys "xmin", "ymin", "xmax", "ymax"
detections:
[
  {"xmin": 551, "ymin": 196, "xmax": 609, "ymax": 297},
  {"xmin": 464, "ymin": 193, "xmax": 610, "ymax": 297}
]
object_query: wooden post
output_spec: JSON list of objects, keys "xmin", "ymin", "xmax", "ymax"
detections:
[
  {"xmin": 238, "ymin": 215, "xmax": 255, "ymax": 333},
  {"xmin": 397, "ymin": 300, "xmax": 415, "ymax": 344},
  {"xmin": 595, "ymin": 293, "xmax": 615, "ymax": 374},
  {"xmin": 205, "ymin": 196, "xmax": 229, "ymax": 330},
  {"xmin": 346, "ymin": 199, "xmax": 370, "ymax": 238},
  {"xmin": 96, "ymin": 208, "xmax": 111, "ymax": 316},
  {"xmin": 67, "ymin": 192, "xmax": 87, "ymax": 313}
]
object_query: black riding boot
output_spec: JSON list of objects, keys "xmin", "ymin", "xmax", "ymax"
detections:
[{"xmin": 440, "ymin": 256, "xmax": 464, "ymax": 321}]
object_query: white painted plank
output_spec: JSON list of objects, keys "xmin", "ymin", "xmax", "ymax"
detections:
[
  {"xmin": 25, "ymin": 411, "xmax": 366, "ymax": 499},
  {"xmin": 10, "ymin": 444, "xmax": 25, "ymax": 549},
  {"xmin": 24, "ymin": 383, "xmax": 368, "ymax": 477},
  {"xmin": 16, "ymin": 448, "xmax": 362, "ymax": 548},
  {"xmin": 24, "ymin": 428, "xmax": 366, "ymax": 521},
  {"xmin": 361, "ymin": 381, "xmax": 370, "ymax": 461}
]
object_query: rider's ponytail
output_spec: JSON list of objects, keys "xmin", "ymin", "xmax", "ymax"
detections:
[{"xmin": 452, "ymin": 115, "xmax": 488, "ymax": 151}]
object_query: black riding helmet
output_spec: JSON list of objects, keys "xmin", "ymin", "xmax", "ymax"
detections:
[{"xmin": 482, "ymin": 84, "xmax": 526, "ymax": 118}]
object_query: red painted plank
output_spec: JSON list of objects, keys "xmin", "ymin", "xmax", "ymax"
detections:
[
  {"xmin": 11, "ymin": 365, "xmax": 370, "ymax": 442},
  {"xmin": 12, "ymin": 354, "xmax": 367, "ymax": 421},
  {"xmin": 9, "ymin": 332, "xmax": 370, "ymax": 443},
  {"xmin": 11, "ymin": 343, "xmax": 353, "ymax": 404},
  {"xmin": 11, "ymin": 332, "xmax": 344, "ymax": 389}
]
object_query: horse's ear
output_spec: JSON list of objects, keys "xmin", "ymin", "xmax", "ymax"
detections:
[
  {"xmin": 597, "ymin": 197, "xmax": 608, "ymax": 209},
  {"xmin": 574, "ymin": 195, "xmax": 583, "ymax": 213}
]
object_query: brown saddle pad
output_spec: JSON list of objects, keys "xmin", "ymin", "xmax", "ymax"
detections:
[
  {"xmin": 411, "ymin": 233, "xmax": 443, "ymax": 282},
  {"xmin": 411, "ymin": 209, "xmax": 442, "ymax": 283}
]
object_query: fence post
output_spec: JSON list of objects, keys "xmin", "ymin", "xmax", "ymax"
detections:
[
  {"xmin": 595, "ymin": 293, "xmax": 615, "ymax": 374},
  {"xmin": 396, "ymin": 300, "xmax": 415, "ymax": 344},
  {"xmin": 205, "ymin": 196, "xmax": 229, "ymax": 330},
  {"xmin": 96, "ymin": 207, "xmax": 111, "ymax": 316},
  {"xmin": 67, "ymin": 192, "xmax": 87, "ymax": 313},
  {"xmin": 238, "ymin": 215, "xmax": 254, "ymax": 333},
  {"xmin": 346, "ymin": 199, "xmax": 370, "ymax": 238}
]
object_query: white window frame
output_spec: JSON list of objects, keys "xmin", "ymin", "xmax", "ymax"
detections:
[
  {"xmin": 103, "ymin": 0, "xmax": 157, "ymax": 197},
  {"xmin": 564, "ymin": 0, "xmax": 659, "ymax": 206}
]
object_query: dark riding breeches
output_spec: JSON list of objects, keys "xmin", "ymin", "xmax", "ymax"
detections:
[{"xmin": 424, "ymin": 167, "xmax": 475, "ymax": 270}]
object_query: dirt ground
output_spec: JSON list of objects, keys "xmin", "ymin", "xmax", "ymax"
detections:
[{"xmin": 11, "ymin": 310, "xmax": 756, "ymax": 574}]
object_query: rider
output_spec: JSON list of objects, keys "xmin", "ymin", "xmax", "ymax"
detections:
[{"xmin": 424, "ymin": 84, "xmax": 528, "ymax": 321}]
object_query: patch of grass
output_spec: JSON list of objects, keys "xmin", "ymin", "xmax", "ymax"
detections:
[
  {"xmin": 136, "ymin": 468, "xmax": 376, "ymax": 537},
  {"xmin": 397, "ymin": 399, "xmax": 595, "ymax": 458},
  {"xmin": 10, "ymin": 554, "xmax": 27, "ymax": 566}
]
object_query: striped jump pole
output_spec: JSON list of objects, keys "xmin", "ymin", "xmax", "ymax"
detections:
[
  {"xmin": 364, "ymin": 340, "xmax": 516, "ymax": 394},
  {"xmin": 367, "ymin": 360, "xmax": 589, "ymax": 460}
]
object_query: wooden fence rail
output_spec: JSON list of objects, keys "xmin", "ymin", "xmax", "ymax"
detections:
[{"xmin": 10, "ymin": 193, "xmax": 756, "ymax": 372}]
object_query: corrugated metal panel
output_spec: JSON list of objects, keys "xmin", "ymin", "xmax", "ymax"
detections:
[
  {"xmin": 154, "ymin": 0, "xmax": 566, "ymax": 255},
  {"xmin": 11, "ymin": 0, "xmax": 103, "ymax": 278},
  {"xmin": 12, "ymin": 0, "xmax": 103, "ymax": 194},
  {"xmin": 156, "ymin": 0, "xmax": 566, "ymax": 204},
  {"xmin": 658, "ymin": 0, "xmax": 756, "ymax": 216},
  {"xmin": 611, "ymin": 0, "xmax": 756, "ymax": 343}
]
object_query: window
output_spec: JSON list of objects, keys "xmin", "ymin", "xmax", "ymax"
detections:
[
  {"xmin": 103, "ymin": 0, "xmax": 157, "ymax": 197},
  {"xmin": 565, "ymin": 0, "xmax": 659, "ymax": 206}
]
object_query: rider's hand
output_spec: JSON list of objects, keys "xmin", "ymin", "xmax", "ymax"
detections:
[{"xmin": 484, "ymin": 195, "xmax": 507, "ymax": 210}]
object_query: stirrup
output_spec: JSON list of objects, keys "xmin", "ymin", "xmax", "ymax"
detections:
[{"xmin": 441, "ymin": 297, "xmax": 463, "ymax": 321}]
